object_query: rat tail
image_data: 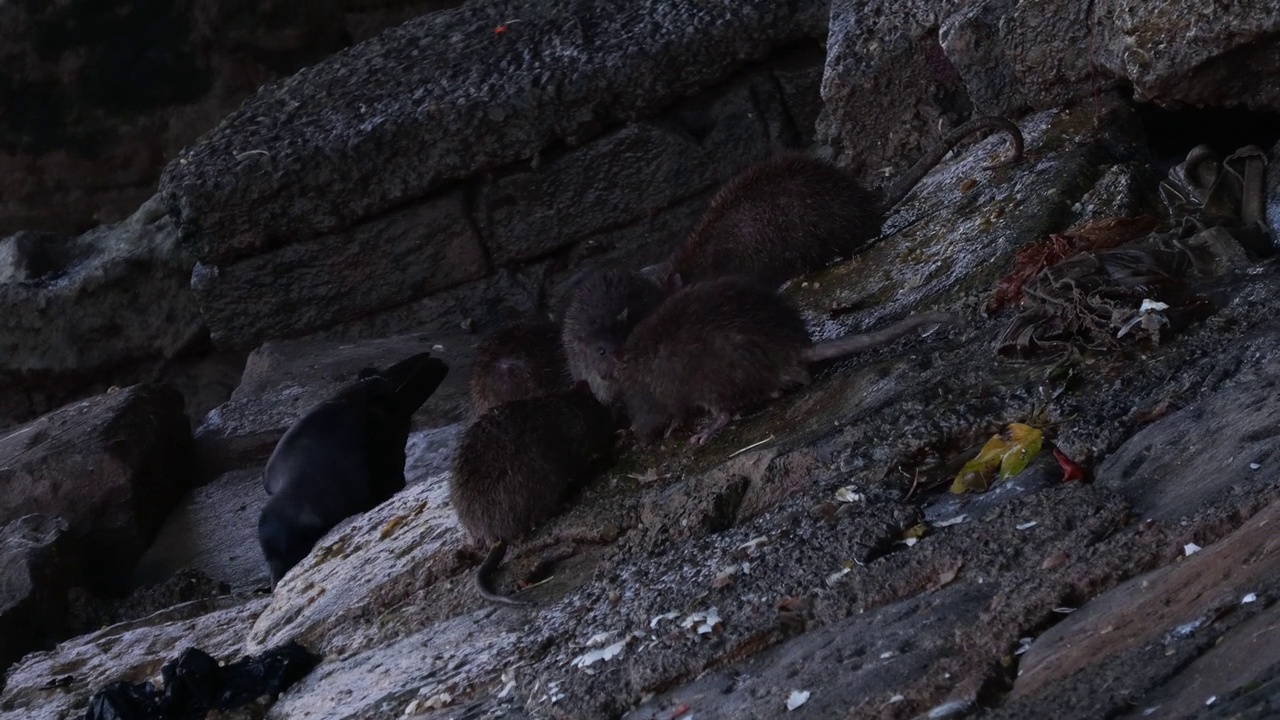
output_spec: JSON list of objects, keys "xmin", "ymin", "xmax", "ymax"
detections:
[
  {"xmin": 803, "ymin": 310, "xmax": 960, "ymax": 363},
  {"xmin": 879, "ymin": 116, "xmax": 1024, "ymax": 213},
  {"xmin": 474, "ymin": 540, "xmax": 535, "ymax": 607}
]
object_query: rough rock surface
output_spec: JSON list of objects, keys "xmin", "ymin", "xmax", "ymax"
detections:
[
  {"xmin": 0, "ymin": 596, "xmax": 268, "ymax": 720},
  {"xmin": 0, "ymin": 197, "xmax": 205, "ymax": 426},
  {"xmin": 161, "ymin": 0, "xmax": 828, "ymax": 263},
  {"xmin": 194, "ymin": 332, "xmax": 473, "ymax": 474},
  {"xmin": 164, "ymin": 31, "xmax": 825, "ymax": 348},
  {"xmin": 821, "ymin": 0, "xmax": 1280, "ymax": 174},
  {"xmin": 6, "ymin": 94, "xmax": 1280, "ymax": 718},
  {"xmin": 131, "ymin": 469, "xmax": 271, "ymax": 593},
  {"xmin": 0, "ymin": 515, "xmax": 78, "ymax": 680},
  {"xmin": 0, "ymin": 0, "xmax": 465, "ymax": 238},
  {"xmin": 0, "ymin": 385, "xmax": 195, "ymax": 594},
  {"xmin": 1093, "ymin": 0, "xmax": 1280, "ymax": 111}
]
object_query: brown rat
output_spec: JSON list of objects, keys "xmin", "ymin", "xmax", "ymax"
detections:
[
  {"xmin": 469, "ymin": 318, "xmax": 569, "ymax": 415},
  {"xmin": 648, "ymin": 116, "xmax": 1025, "ymax": 289},
  {"xmin": 560, "ymin": 267, "xmax": 666, "ymax": 407},
  {"xmin": 449, "ymin": 383, "xmax": 616, "ymax": 606},
  {"xmin": 616, "ymin": 276, "xmax": 958, "ymax": 445}
]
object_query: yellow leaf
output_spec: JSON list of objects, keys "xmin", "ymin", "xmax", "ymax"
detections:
[
  {"xmin": 951, "ymin": 434, "xmax": 1008, "ymax": 493},
  {"xmin": 902, "ymin": 523, "xmax": 929, "ymax": 539},
  {"xmin": 997, "ymin": 423, "xmax": 1044, "ymax": 480}
]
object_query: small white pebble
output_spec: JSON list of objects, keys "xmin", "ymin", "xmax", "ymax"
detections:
[
  {"xmin": 1016, "ymin": 521, "xmax": 1038, "ymax": 531},
  {"xmin": 880, "ymin": 650, "xmax": 897, "ymax": 659},
  {"xmin": 786, "ymin": 690, "xmax": 811, "ymax": 711},
  {"xmin": 1243, "ymin": 593, "xmax": 1258, "ymax": 604},
  {"xmin": 902, "ymin": 537, "xmax": 919, "ymax": 547},
  {"xmin": 1250, "ymin": 463, "xmax": 1261, "ymax": 470},
  {"xmin": 1205, "ymin": 696, "xmax": 1217, "ymax": 706},
  {"xmin": 1184, "ymin": 543, "xmax": 1202, "ymax": 556},
  {"xmin": 1142, "ymin": 707, "xmax": 1161, "ymax": 716}
]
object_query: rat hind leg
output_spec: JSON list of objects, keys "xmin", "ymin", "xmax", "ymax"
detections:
[{"xmin": 690, "ymin": 409, "xmax": 733, "ymax": 446}]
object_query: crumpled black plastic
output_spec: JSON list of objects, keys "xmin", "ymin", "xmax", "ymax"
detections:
[{"xmin": 83, "ymin": 641, "xmax": 321, "ymax": 720}]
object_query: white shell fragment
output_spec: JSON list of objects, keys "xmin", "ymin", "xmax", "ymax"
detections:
[
  {"xmin": 826, "ymin": 567, "xmax": 851, "ymax": 586},
  {"xmin": 571, "ymin": 638, "xmax": 628, "ymax": 669},
  {"xmin": 1242, "ymin": 592, "xmax": 1258, "ymax": 604},
  {"xmin": 1184, "ymin": 543, "xmax": 1202, "ymax": 556},
  {"xmin": 650, "ymin": 611, "xmax": 680, "ymax": 629},
  {"xmin": 1015, "ymin": 521, "xmax": 1038, "ymax": 531},
  {"xmin": 835, "ymin": 486, "xmax": 864, "ymax": 503},
  {"xmin": 786, "ymin": 690, "xmax": 811, "ymax": 711},
  {"xmin": 680, "ymin": 608, "xmax": 722, "ymax": 635}
]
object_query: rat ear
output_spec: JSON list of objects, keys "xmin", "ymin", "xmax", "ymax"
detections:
[{"xmin": 662, "ymin": 271, "xmax": 684, "ymax": 294}]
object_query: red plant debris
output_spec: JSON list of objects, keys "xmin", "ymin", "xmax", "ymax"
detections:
[{"xmin": 986, "ymin": 215, "xmax": 1160, "ymax": 314}]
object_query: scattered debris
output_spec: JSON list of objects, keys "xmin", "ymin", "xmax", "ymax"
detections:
[
  {"xmin": 680, "ymin": 608, "xmax": 722, "ymax": 635},
  {"xmin": 952, "ymin": 423, "xmax": 1044, "ymax": 493},
  {"xmin": 826, "ymin": 566, "xmax": 852, "ymax": 586},
  {"xmin": 650, "ymin": 612, "xmax": 680, "ymax": 629},
  {"xmin": 986, "ymin": 214, "xmax": 1160, "ymax": 313},
  {"xmin": 729, "ymin": 435, "xmax": 775, "ymax": 458},
  {"xmin": 571, "ymin": 637, "xmax": 629, "ymax": 669},
  {"xmin": 835, "ymin": 486, "xmax": 864, "ymax": 503},
  {"xmin": 1053, "ymin": 447, "xmax": 1087, "ymax": 483},
  {"xmin": 420, "ymin": 692, "xmax": 454, "ymax": 709},
  {"xmin": 83, "ymin": 641, "xmax": 321, "ymax": 720},
  {"xmin": 786, "ymin": 689, "xmax": 811, "ymax": 711}
]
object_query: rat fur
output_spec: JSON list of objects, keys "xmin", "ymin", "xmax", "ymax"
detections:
[
  {"xmin": 469, "ymin": 318, "xmax": 569, "ymax": 415},
  {"xmin": 616, "ymin": 277, "xmax": 957, "ymax": 445},
  {"xmin": 449, "ymin": 383, "xmax": 616, "ymax": 606},
  {"xmin": 650, "ymin": 116, "xmax": 1025, "ymax": 289},
  {"xmin": 561, "ymin": 267, "xmax": 666, "ymax": 407}
]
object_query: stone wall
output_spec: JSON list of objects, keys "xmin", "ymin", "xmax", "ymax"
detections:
[{"xmin": 159, "ymin": 0, "xmax": 830, "ymax": 349}]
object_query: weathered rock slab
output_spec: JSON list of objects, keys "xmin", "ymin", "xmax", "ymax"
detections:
[
  {"xmin": 1094, "ymin": 359, "xmax": 1280, "ymax": 523},
  {"xmin": 243, "ymin": 459, "xmax": 466, "ymax": 658},
  {"xmin": 264, "ymin": 609, "xmax": 523, "ymax": 720},
  {"xmin": 1094, "ymin": 0, "xmax": 1280, "ymax": 110},
  {"xmin": 0, "ymin": 385, "xmax": 194, "ymax": 594},
  {"xmin": 0, "ymin": 595, "xmax": 268, "ymax": 720},
  {"xmin": 0, "ymin": 515, "xmax": 78, "ymax": 679},
  {"xmin": 1011, "ymin": 498, "xmax": 1280, "ymax": 719},
  {"xmin": 131, "ymin": 469, "xmax": 270, "ymax": 594},
  {"xmin": 0, "ymin": 197, "xmax": 205, "ymax": 426},
  {"xmin": 160, "ymin": 0, "xmax": 829, "ymax": 264},
  {"xmin": 192, "ymin": 191, "xmax": 489, "ymax": 350}
]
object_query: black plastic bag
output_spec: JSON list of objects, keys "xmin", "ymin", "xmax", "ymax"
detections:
[{"xmin": 83, "ymin": 641, "xmax": 321, "ymax": 720}]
